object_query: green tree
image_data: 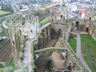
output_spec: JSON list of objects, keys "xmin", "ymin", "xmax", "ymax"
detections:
[{"xmin": 0, "ymin": 3, "xmax": 13, "ymax": 12}]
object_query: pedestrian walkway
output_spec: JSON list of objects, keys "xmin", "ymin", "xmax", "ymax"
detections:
[{"xmin": 76, "ymin": 31, "xmax": 92, "ymax": 72}]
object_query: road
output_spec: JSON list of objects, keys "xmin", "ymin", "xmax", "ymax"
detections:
[
  {"xmin": 0, "ymin": 4, "xmax": 17, "ymax": 39},
  {"xmin": 46, "ymin": 3, "xmax": 63, "ymax": 9},
  {"xmin": 2, "ymin": 21, "xmax": 8, "ymax": 29},
  {"xmin": 76, "ymin": 31, "xmax": 92, "ymax": 72},
  {"xmin": 0, "ymin": 19, "xmax": 8, "ymax": 40},
  {"xmin": 0, "ymin": 3, "xmax": 17, "ymax": 28}
]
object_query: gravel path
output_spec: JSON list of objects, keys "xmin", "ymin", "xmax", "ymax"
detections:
[{"xmin": 76, "ymin": 31, "xmax": 92, "ymax": 72}]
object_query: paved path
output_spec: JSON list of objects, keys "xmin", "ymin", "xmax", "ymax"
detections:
[{"xmin": 76, "ymin": 31, "xmax": 92, "ymax": 72}]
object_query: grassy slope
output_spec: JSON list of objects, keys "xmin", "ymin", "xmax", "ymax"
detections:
[
  {"xmin": 68, "ymin": 34, "xmax": 77, "ymax": 53},
  {"xmin": 0, "ymin": 10, "xmax": 10, "ymax": 15},
  {"xmin": 81, "ymin": 34, "xmax": 96, "ymax": 72},
  {"xmin": 40, "ymin": 17, "xmax": 49, "ymax": 26}
]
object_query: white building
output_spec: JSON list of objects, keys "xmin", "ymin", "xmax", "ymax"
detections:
[{"xmin": 81, "ymin": 13, "xmax": 85, "ymax": 19}]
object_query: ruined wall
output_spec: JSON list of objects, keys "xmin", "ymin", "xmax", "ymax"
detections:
[
  {"xmin": 90, "ymin": 24, "xmax": 96, "ymax": 40},
  {"xmin": 50, "ymin": 8, "xmax": 66, "ymax": 21},
  {"xmin": 62, "ymin": 23, "xmax": 88, "ymax": 72},
  {"xmin": 71, "ymin": 18, "xmax": 96, "ymax": 41},
  {"xmin": 7, "ymin": 14, "xmax": 23, "ymax": 64},
  {"xmin": 6, "ymin": 13, "xmax": 39, "ymax": 65},
  {"xmin": 35, "ymin": 25, "xmax": 51, "ymax": 50},
  {"xmin": 51, "ymin": 23, "xmax": 67, "ymax": 34}
]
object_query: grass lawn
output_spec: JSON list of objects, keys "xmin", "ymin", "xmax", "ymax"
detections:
[
  {"xmin": 40, "ymin": 17, "xmax": 49, "ymax": 26},
  {"xmin": 81, "ymin": 34, "xmax": 96, "ymax": 72},
  {"xmin": 0, "ymin": 10, "xmax": 10, "ymax": 16},
  {"xmin": 68, "ymin": 34, "xmax": 77, "ymax": 53}
]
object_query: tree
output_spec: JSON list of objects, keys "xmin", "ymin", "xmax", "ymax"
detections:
[
  {"xmin": 34, "ymin": 12, "xmax": 42, "ymax": 16},
  {"xmin": 0, "ymin": 3, "xmax": 13, "ymax": 12}
]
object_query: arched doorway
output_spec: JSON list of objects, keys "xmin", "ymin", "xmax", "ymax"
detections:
[
  {"xmin": 60, "ymin": 15, "xmax": 63, "ymax": 20},
  {"xmin": 86, "ymin": 27, "xmax": 89, "ymax": 32},
  {"xmin": 75, "ymin": 21, "xmax": 79, "ymax": 31}
]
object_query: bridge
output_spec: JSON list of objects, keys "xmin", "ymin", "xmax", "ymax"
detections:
[{"xmin": 46, "ymin": 3, "xmax": 64, "ymax": 9}]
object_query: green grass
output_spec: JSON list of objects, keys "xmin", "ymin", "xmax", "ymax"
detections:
[
  {"xmin": 0, "ymin": 23, "xmax": 1, "ymax": 28},
  {"xmin": 40, "ymin": 17, "xmax": 49, "ymax": 26},
  {"xmin": 68, "ymin": 34, "xmax": 77, "ymax": 53},
  {"xmin": 0, "ymin": 10, "xmax": 10, "ymax": 16},
  {"xmin": 40, "ymin": 7, "xmax": 46, "ymax": 10},
  {"xmin": 0, "ymin": 19, "xmax": 2, "ymax": 28},
  {"xmin": 0, "ymin": 28, "xmax": 8, "ymax": 36},
  {"xmin": 9, "ymin": 58, "xmax": 14, "ymax": 67},
  {"xmin": 81, "ymin": 34, "xmax": 96, "ymax": 72}
]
